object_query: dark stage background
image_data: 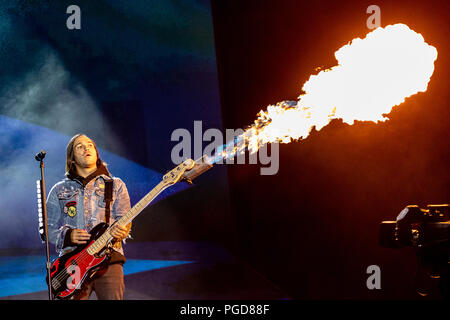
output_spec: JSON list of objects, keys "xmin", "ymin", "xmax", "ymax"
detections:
[
  {"xmin": 211, "ymin": 0, "xmax": 449, "ymax": 299},
  {"xmin": 0, "ymin": 0, "xmax": 447, "ymax": 300}
]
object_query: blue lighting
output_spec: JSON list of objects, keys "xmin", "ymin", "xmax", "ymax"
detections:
[
  {"xmin": 0, "ymin": 114, "xmax": 189, "ymax": 250},
  {"xmin": 0, "ymin": 255, "xmax": 193, "ymax": 298}
]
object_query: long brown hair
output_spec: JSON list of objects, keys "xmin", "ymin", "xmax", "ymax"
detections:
[{"xmin": 65, "ymin": 133, "xmax": 107, "ymax": 177}]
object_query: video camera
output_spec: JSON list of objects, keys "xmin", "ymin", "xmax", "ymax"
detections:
[{"xmin": 379, "ymin": 204, "xmax": 449, "ymax": 298}]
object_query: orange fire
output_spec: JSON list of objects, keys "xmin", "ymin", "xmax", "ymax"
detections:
[{"xmin": 240, "ymin": 23, "xmax": 438, "ymax": 154}]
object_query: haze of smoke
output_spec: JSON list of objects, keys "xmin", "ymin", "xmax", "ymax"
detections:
[{"xmin": 0, "ymin": 48, "xmax": 119, "ymax": 248}]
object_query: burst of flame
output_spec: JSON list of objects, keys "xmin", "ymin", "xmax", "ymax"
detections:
[{"xmin": 237, "ymin": 23, "xmax": 437, "ymax": 154}]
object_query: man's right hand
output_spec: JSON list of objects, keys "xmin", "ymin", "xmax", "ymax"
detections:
[{"xmin": 70, "ymin": 229, "xmax": 91, "ymax": 244}]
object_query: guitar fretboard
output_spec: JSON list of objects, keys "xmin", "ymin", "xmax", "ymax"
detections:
[{"xmin": 87, "ymin": 180, "xmax": 167, "ymax": 255}]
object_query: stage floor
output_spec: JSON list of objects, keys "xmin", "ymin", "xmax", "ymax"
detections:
[{"xmin": 0, "ymin": 241, "xmax": 289, "ymax": 300}]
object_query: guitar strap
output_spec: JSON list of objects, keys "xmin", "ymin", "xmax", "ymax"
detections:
[
  {"xmin": 104, "ymin": 179, "xmax": 113, "ymax": 224},
  {"xmin": 103, "ymin": 178, "xmax": 126, "ymax": 252}
]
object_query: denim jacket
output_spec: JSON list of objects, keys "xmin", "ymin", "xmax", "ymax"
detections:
[{"xmin": 46, "ymin": 174, "xmax": 131, "ymax": 257}]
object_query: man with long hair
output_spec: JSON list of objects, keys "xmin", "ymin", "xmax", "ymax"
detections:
[{"xmin": 47, "ymin": 133, "xmax": 131, "ymax": 299}]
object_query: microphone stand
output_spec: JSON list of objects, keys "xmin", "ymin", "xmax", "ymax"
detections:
[{"xmin": 36, "ymin": 151, "xmax": 53, "ymax": 300}]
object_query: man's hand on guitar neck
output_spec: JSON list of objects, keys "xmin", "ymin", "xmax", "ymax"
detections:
[{"xmin": 110, "ymin": 223, "xmax": 131, "ymax": 241}]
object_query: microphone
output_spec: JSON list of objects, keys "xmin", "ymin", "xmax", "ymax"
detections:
[{"xmin": 35, "ymin": 150, "xmax": 47, "ymax": 161}]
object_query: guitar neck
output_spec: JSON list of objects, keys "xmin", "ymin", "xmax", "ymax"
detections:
[
  {"xmin": 86, "ymin": 158, "xmax": 197, "ymax": 255},
  {"xmin": 87, "ymin": 180, "xmax": 168, "ymax": 255},
  {"xmin": 117, "ymin": 180, "xmax": 167, "ymax": 226}
]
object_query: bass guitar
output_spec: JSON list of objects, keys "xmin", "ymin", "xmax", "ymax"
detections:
[{"xmin": 47, "ymin": 158, "xmax": 195, "ymax": 299}]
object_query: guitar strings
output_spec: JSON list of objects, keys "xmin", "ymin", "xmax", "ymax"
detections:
[
  {"xmin": 51, "ymin": 183, "xmax": 167, "ymax": 291},
  {"xmin": 52, "ymin": 171, "xmax": 185, "ymax": 291},
  {"xmin": 52, "ymin": 199, "xmax": 142, "ymax": 286}
]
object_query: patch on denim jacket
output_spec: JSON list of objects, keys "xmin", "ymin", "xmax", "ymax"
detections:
[{"xmin": 64, "ymin": 201, "xmax": 77, "ymax": 218}]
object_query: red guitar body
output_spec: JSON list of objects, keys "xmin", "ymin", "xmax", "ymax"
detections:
[{"xmin": 47, "ymin": 223, "xmax": 110, "ymax": 299}]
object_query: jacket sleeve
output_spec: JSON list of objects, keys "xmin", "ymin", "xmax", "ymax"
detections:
[
  {"xmin": 46, "ymin": 185, "xmax": 72, "ymax": 252},
  {"xmin": 112, "ymin": 178, "xmax": 132, "ymax": 239}
]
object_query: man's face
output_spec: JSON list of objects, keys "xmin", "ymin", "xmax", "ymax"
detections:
[{"xmin": 73, "ymin": 135, "xmax": 98, "ymax": 169}]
